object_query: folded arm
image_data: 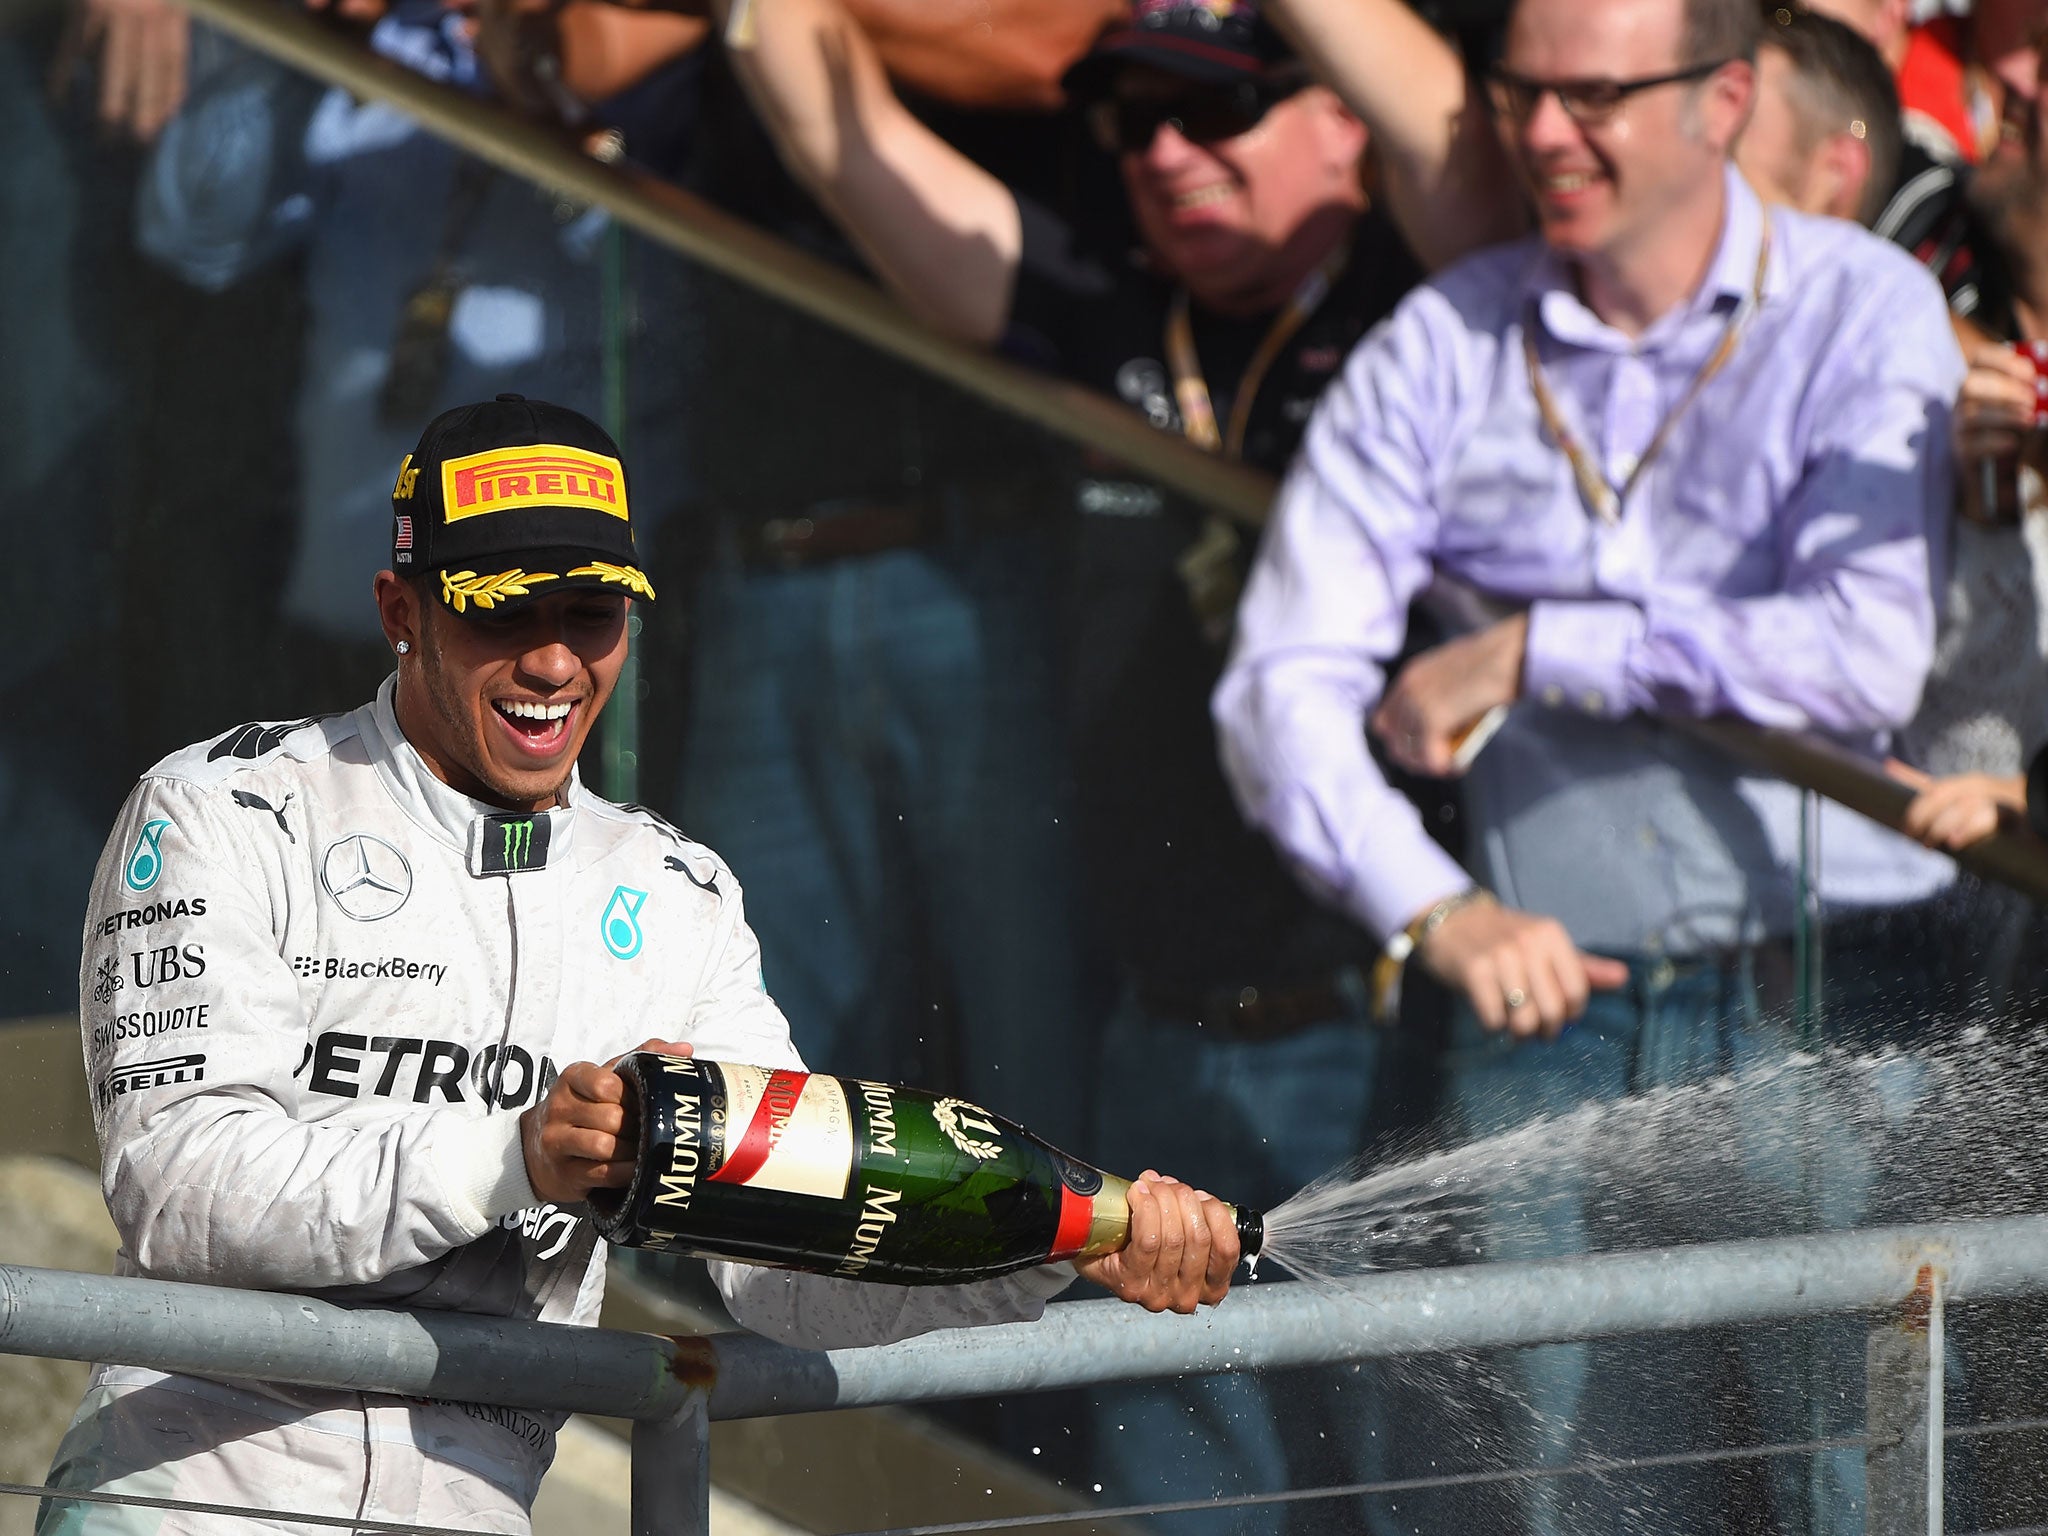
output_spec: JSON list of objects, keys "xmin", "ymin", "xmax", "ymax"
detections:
[{"xmin": 1522, "ymin": 293, "xmax": 1964, "ymax": 739}]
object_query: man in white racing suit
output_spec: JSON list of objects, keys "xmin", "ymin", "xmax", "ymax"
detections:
[{"xmin": 43, "ymin": 395, "xmax": 1241, "ymax": 1534}]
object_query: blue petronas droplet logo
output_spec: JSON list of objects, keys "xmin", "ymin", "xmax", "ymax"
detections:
[
  {"xmin": 601, "ymin": 885, "xmax": 647, "ymax": 961},
  {"xmin": 124, "ymin": 819, "xmax": 173, "ymax": 893}
]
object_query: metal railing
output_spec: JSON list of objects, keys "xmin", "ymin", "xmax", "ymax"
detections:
[{"xmin": 5, "ymin": 1216, "xmax": 2047, "ymax": 1533}]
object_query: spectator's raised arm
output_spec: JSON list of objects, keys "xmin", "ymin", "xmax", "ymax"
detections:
[
  {"xmin": 1267, "ymin": 0, "xmax": 1524, "ymax": 268},
  {"xmin": 717, "ymin": 0, "xmax": 1024, "ymax": 343}
]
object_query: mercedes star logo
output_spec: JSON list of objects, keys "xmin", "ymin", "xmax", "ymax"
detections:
[{"xmin": 320, "ymin": 834, "xmax": 414, "ymax": 922}]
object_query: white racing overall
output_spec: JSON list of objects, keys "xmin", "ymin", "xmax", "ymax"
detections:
[{"xmin": 45, "ymin": 679, "xmax": 1068, "ymax": 1534}]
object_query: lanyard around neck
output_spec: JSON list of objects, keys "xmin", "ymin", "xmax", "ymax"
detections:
[
  {"xmin": 1523, "ymin": 224, "xmax": 1772, "ymax": 525},
  {"xmin": 1165, "ymin": 242, "xmax": 1349, "ymax": 459}
]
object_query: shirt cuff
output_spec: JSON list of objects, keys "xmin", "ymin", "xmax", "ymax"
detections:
[
  {"xmin": 1013, "ymin": 1261, "xmax": 1080, "ymax": 1302},
  {"xmin": 435, "ymin": 1111, "xmax": 540, "ymax": 1236},
  {"xmin": 1523, "ymin": 598, "xmax": 1644, "ymax": 721},
  {"xmin": 1344, "ymin": 827, "xmax": 1471, "ymax": 941}
]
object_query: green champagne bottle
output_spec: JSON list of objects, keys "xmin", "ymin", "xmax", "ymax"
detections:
[{"xmin": 587, "ymin": 1052, "xmax": 1264, "ymax": 1285}]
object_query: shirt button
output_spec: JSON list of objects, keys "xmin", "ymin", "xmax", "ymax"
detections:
[
  {"xmin": 1581, "ymin": 689, "xmax": 1605, "ymax": 713},
  {"xmin": 1542, "ymin": 685, "xmax": 1565, "ymax": 707}
]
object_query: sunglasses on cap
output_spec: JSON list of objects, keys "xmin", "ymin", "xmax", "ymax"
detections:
[{"xmin": 1087, "ymin": 74, "xmax": 1309, "ymax": 156}]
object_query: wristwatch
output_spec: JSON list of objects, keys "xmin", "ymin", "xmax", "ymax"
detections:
[{"xmin": 1370, "ymin": 886, "xmax": 1491, "ymax": 1023}]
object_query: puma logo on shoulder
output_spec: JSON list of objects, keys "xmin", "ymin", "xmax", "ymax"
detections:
[
  {"xmin": 231, "ymin": 789, "xmax": 296, "ymax": 844},
  {"xmin": 664, "ymin": 855, "xmax": 718, "ymax": 895}
]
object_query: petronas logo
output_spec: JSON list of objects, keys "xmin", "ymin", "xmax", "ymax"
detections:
[
  {"xmin": 601, "ymin": 886, "xmax": 647, "ymax": 961},
  {"xmin": 123, "ymin": 819, "xmax": 173, "ymax": 893},
  {"xmin": 501, "ymin": 819, "xmax": 536, "ymax": 869}
]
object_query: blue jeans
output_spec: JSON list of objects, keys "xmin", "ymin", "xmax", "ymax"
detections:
[
  {"xmin": 1434, "ymin": 951, "xmax": 1896, "ymax": 1536},
  {"xmin": 676, "ymin": 522, "xmax": 1091, "ymax": 1151},
  {"xmin": 1083, "ymin": 986, "xmax": 1385, "ymax": 1536}
]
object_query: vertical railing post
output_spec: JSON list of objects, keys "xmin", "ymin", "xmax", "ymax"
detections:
[
  {"xmin": 1866, "ymin": 1263, "xmax": 1944, "ymax": 1536},
  {"xmin": 632, "ymin": 1390, "xmax": 711, "ymax": 1536}
]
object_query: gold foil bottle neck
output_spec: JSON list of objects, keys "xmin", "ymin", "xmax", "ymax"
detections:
[
  {"xmin": 1074, "ymin": 1174, "xmax": 1262, "ymax": 1263},
  {"xmin": 1077, "ymin": 1173, "xmax": 1133, "ymax": 1258}
]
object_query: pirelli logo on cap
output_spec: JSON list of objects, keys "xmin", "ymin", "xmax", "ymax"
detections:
[{"xmin": 441, "ymin": 445, "xmax": 628, "ymax": 524}]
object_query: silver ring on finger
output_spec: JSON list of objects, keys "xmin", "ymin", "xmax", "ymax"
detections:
[{"xmin": 1504, "ymin": 987, "xmax": 1529, "ymax": 1010}]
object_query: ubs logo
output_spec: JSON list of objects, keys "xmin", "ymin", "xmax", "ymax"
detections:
[{"xmin": 320, "ymin": 835, "xmax": 413, "ymax": 922}]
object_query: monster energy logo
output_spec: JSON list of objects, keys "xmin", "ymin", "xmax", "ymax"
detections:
[
  {"xmin": 502, "ymin": 820, "xmax": 534, "ymax": 866},
  {"xmin": 474, "ymin": 813, "xmax": 552, "ymax": 876}
]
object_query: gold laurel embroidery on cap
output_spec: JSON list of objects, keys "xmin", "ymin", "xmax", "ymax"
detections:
[
  {"xmin": 566, "ymin": 562, "xmax": 656, "ymax": 600},
  {"xmin": 439, "ymin": 569, "xmax": 561, "ymax": 612}
]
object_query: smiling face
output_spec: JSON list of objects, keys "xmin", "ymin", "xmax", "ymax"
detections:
[
  {"xmin": 1116, "ymin": 71, "xmax": 1367, "ymax": 312},
  {"xmin": 376, "ymin": 573, "xmax": 629, "ymax": 812},
  {"xmin": 1499, "ymin": 0, "xmax": 1749, "ymax": 266}
]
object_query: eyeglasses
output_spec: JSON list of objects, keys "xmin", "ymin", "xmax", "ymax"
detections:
[
  {"xmin": 1484, "ymin": 59, "xmax": 1730, "ymax": 127},
  {"xmin": 1087, "ymin": 77, "xmax": 1306, "ymax": 156}
]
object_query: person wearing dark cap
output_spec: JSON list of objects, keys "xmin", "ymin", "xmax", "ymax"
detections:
[
  {"xmin": 727, "ymin": 2, "xmax": 1434, "ymax": 1529},
  {"xmin": 40, "ymin": 396, "xmax": 1239, "ymax": 1536}
]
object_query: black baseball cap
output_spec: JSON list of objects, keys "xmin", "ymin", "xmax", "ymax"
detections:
[
  {"xmin": 389, "ymin": 394, "xmax": 655, "ymax": 614},
  {"xmin": 1064, "ymin": 0, "xmax": 1295, "ymax": 99}
]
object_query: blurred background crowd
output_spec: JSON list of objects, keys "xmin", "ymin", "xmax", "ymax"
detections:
[{"xmin": 6, "ymin": 0, "xmax": 2048, "ymax": 1528}]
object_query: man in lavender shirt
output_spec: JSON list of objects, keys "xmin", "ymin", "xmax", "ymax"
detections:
[{"xmin": 1215, "ymin": 0, "xmax": 1962, "ymax": 1528}]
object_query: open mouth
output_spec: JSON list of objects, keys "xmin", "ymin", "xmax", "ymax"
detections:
[
  {"xmin": 491, "ymin": 698, "xmax": 576, "ymax": 755},
  {"xmin": 1537, "ymin": 169, "xmax": 1603, "ymax": 198},
  {"xmin": 1170, "ymin": 183, "xmax": 1235, "ymax": 212}
]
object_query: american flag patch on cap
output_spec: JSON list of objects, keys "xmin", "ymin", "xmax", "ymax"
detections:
[{"xmin": 395, "ymin": 515, "xmax": 414, "ymax": 550}]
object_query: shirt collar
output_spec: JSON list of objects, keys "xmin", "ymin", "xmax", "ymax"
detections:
[
  {"xmin": 1526, "ymin": 162, "xmax": 1774, "ymax": 353},
  {"xmin": 366, "ymin": 673, "xmax": 580, "ymax": 866}
]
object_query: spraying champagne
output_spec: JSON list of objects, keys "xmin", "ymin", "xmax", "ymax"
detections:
[{"xmin": 587, "ymin": 1051, "xmax": 1266, "ymax": 1285}]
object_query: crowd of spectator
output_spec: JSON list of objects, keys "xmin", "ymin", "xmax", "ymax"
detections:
[{"xmin": 8, "ymin": 0, "xmax": 2048, "ymax": 1529}]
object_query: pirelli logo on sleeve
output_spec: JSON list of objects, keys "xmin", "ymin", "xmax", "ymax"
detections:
[{"xmin": 440, "ymin": 445, "xmax": 628, "ymax": 524}]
